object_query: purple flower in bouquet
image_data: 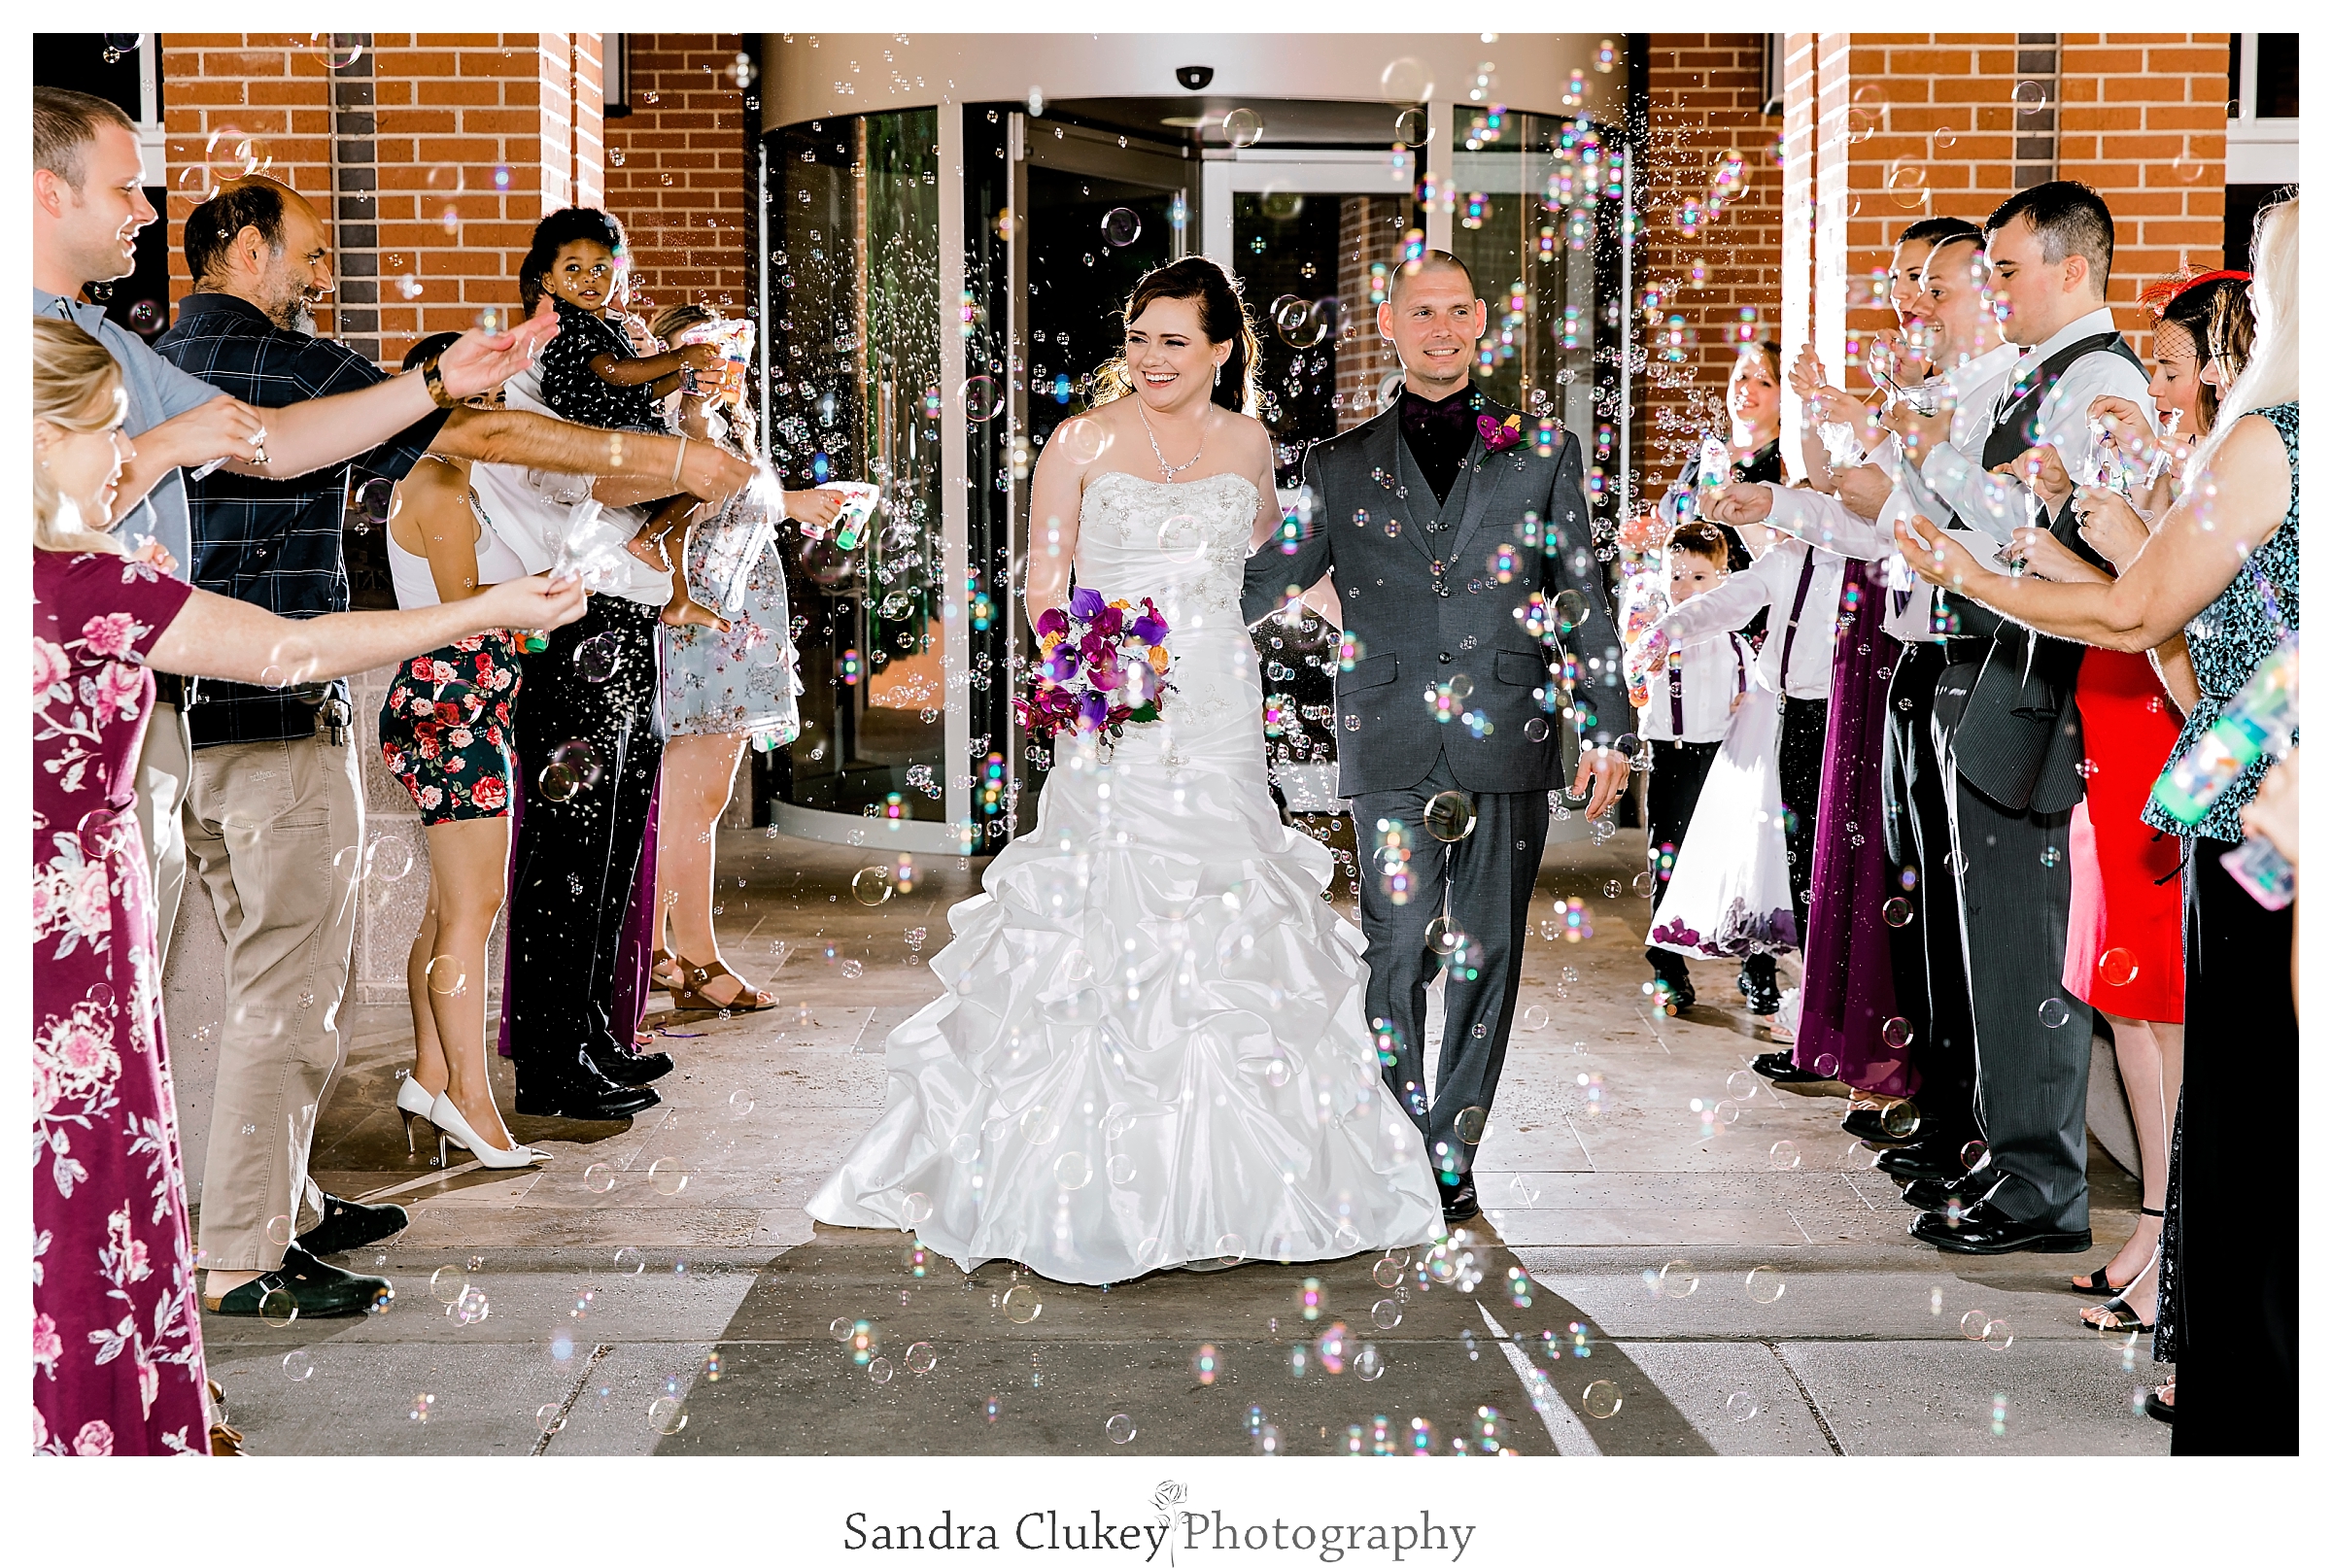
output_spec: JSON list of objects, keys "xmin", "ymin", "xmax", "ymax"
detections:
[{"xmin": 1016, "ymin": 589, "xmax": 1178, "ymax": 752}]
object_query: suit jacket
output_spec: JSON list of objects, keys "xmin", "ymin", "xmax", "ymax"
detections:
[
  {"xmin": 1943, "ymin": 331, "xmax": 2143, "ymax": 815},
  {"xmin": 1239, "ymin": 396, "xmax": 1627, "ymax": 798}
]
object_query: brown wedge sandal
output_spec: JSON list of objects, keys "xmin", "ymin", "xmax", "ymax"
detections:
[
  {"xmin": 670, "ymin": 957, "xmax": 777, "ymax": 1014},
  {"xmin": 650, "ymin": 947, "xmax": 686, "ymax": 994}
]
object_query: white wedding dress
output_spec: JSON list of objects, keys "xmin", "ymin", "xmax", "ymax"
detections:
[{"xmin": 806, "ymin": 470, "xmax": 1443, "ymax": 1283}]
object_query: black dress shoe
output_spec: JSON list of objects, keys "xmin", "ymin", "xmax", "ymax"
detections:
[
  {"xmin": 1909, "ymin": 1199, "xmax": 2092, "ymax": 1255},
  {"xmin": 515, "ymin": 1071, "xmax": 661, "ymax": 1121},
  {"xmin": 1839, "ymin": 1105, "xmax": 1923, "ymax": 1147},
  {"xmin": 1750, "ymin": 1048, "xmax": 1824, "ymax": 1084},
  {"xmin": 296, "ymin": 1193, "xmax": 409, "ymax": 1255},
  {"xmin": 1873, "ymin": 1141, "xmax": 1969, "ymax": 1182},
  {"xmin": 1901, "ymin": 1171, "xmax": 2001, "ymax": 1212},
  {"xmin": 1440, "ymin": 1173, "xmax": 1480, "ymax": 1222},
  {"xmin": 204, "ymin": 1244, "xmax": 392, "ymax": 1318},
  {"xmin": 584, "ymin": 1038, "xmax": 674, "ymax": 1087},
  {"xmin": 1643, "ymin": 976, "xmax": 1697, "ymax": 1013},
  {"xmin": 1737, "ymin": 965, "xmax": 1781, "ymax": 1015}
]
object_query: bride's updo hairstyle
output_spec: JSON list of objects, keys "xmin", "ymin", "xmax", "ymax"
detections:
[{"xmin": 1099, "ymin": 256, "xmax": 1259, "ymax": 416}]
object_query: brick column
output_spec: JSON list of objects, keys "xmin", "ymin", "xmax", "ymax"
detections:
[
  {"xmin": 1627, "ymin": 34, "xmax": 1784, "ymax": 503},
  {"xmin": 601, "ymin": 33, "xmax": 753, "ymax": 319},
  {"xmin": 2058, "ymin": 34, "xmax": 2230, "ymax": 322}
]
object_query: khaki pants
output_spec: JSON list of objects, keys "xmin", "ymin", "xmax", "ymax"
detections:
[
  {"xmin": 185, "ymin": 733, "xmax": 363, "ymax": 1272},
  {"xmin": 133, "ymin": 699, "xmax": 189, "ymax": 971}
]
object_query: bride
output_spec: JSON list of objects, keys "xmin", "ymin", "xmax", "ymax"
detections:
[{"xmin": 807, "ymin": 257, "xmax": 1443, "ymax": 1283}]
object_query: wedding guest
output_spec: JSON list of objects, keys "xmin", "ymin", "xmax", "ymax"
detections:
[
  {"xmin": 378, "ymin": 335, "xmax": 550, "ymax": 1171},
  {"xmin": 2033, "ymin": 271, "xmax": 2253, "ymax": 1335},
  {"xmin": 1625, "ymin": 521, "xmax": 1755, "ymax": 1013},
  {"xmin": 32, "ymin": 316, "xmax": 584, "ymax": 1454},
  {"xmin": 154, "ymin": 177, "xmax": 704, "ymax": 1317},
  {"xmin": 1878, "ymin": 182, "xmax": 2153, "ymax": 1260},
  {"xmin": 1635, "ymin": 502, "xmax": 1843, "ymax": 1016},
  {"xmin": 644, "ymin": 303, "xmax": 842, "ymax": 1013},
  {"xmin": 1902, "ymin": 196, "xmax": 2297, "ymax": 1452}
]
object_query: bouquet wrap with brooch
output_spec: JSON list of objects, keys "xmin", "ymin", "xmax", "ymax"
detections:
[{"xmin": 1016, "ymin": 585, "xmax": 1174, "ymax": 747}]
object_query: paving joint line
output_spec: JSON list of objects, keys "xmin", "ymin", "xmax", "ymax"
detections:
[
  {"xmin": 1764, "ymin": 1339, "xmax": 1845, "ymax": 1455},
  {"xmin": 532, "ymin": 1341, "xmax": 614, "ymax": 1455}
]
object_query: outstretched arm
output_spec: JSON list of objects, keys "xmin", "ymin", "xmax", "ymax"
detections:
[
  {"xmin": 1897, "ymin": 413, "xmax": 2292, "ymax": 652},
  {"xmin": 147, "ymin": 574, "xmax": 586, "ymax": 684},
  {"xmin": 1244, "ymin": 442, "xmax": 1332, "ymax": 626}
]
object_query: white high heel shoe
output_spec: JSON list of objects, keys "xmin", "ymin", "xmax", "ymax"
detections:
[
  {"xmin": 429, "ymin": 1093, "xmax": 550, "ymax": 1171},
  {"xmin": 396, "ymin": 1075, "xmax": 437, "ymax": 1154}
]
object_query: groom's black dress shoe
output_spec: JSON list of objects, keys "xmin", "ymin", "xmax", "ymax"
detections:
[
  {"xmin": 1910, "ymin": 1200, "xmax": 2091, "ymax": 1255},
  {"xmin": 296, "ymin": 1193, "xmax": 408, "ymax": 1255},
  {"xmin": 584, "ymin": 1038, "xmax": 674, "ymax": 1088},
  {"xmin": 1839, "ymin": 1105, "xmax": 1923, "ymax": 1147},
  {"xmin": 1440, "ymin": 1174, "xmax": 1480, "ymax": 1222}
]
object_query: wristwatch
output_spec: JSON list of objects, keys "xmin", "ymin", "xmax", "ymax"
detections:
[{"xmin": 418, "ymin": 354, "xmax": 462, "ymax": 409}]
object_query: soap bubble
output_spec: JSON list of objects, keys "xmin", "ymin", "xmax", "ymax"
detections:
[
  {"xmin": 958, "ymin": 376, "xmax": 1003, "ymax": 421},
  {"xmin": 258, "ymin": 1287, "xmax": 298, "ymax": 1327},
  {"xmin": 1581, "ymin": 1380, "xmax": 1623, "ymax": 1419},
  {"xmin": 1725, "ymin": 1390, "xmax": 1760, "ymax": 1422},
  {"xmin": 1521, "ymin": 1004, "xmax": 1550, "ymax": 1030},
  {"xmin": 851, "ymin": 866, "xmax": 895, "ymax": 904},
  {"xmin": 1379, "ymin": 56, "xmax": 1434, "ymax": 102},
  {"xmin": 647, "ymin": 1395, "xmax": 688, "ymax": 1435},
  {"xmin": 1393, "ymin": 106, "xmax": 1432, "ymax": 148},
  {"xmin": 905, "ymin": 1342, "xmax": 939, "ymax": 1375},
  {"xmin": 1768, "ymin": 1140, "xmax": 1800, "ymax": 1170},
  {"xmin": 1003, "ymin": 1285, "xmax": 1043, "ymax": 1324},
  {"xmin": 1658, "ymin": 1260, "xmax": 1698, "ymax": 1298},
  {"xmin": 830, "ymin": 1316, "xmax": 855, "ymax": 1341},
  {"xmin": 2038, "ymin": 997, "xmax": 2072, "ymax": 1029},
  {"xmin": 1372, "ymin": 1254, "xmax": 1405, "ymax": 1289},
  {"xmin": 2013, "ymin": 79, "xmax": 2049, "ymax": 114},
  {"xmin": 868, "ymin": 1357, "xmax": 895, "ymax": 1384},
  {"xmin": 355, "ymin": 476, "xmax": 400, "ymax": 526},
  {"xmin": 282, "ymin": 1349, "xmax": 314, "ymax": 1381},
  {"xmin": 534, "ymin": 1403, "xmax": 566, "ymax": 1435},
  {"xmin": 1525, "ymin": 716, "xmax": 1551, "ymax": 741},
  {"xmin": 1727, "ymin": 1071, "xmax": 1759, "ymax": 1100},
  {"xmin": 1813, "ymin": 1053, "xmax": 1839, "ymax": 1077},
  {"xmin": 1371, "ymin": 1298, "xmax": 1402, "ymax": 1328},
  {"xmin": 1454, "ymin": 1106, "xmax": 1489, "ymax": 1143},
  {"xmin": 1882, "ymin": 897, "xmax": 1914, "ymax": 927},
  {"xmin": 1881, "ymin": 1016, "xmax": 1914, "ymax": 1050},
  {"xmin": 1105, "ymin": 1413, "xmax": 1138, "ymax": 1444},
  {"xmin": 647, "ymin": 1159, "xmax": 688, "ymax": 1196},
  {"xmin": 265, "ymin": 1213, "xmax": 294, "ymax": 1246},
  {"xmin": 1983, "ymin": 1318, "xmax": 2013, "ymax": 1349},
  {"xmin": 1423, "ymin": 790, "xmax": 1476, "ymax": 841},
  {"xmin": 1353, "ymin": 1343, "xmax": 1386, "ymax": 1381},
  {"xmin": 1101, "ymin": 207, "xmax": 1142, "ymax": 247},
  {"xmin": 1221, "ymin": 108, "xmax": 1264, "ymax": 148},
  {"xmin": 1745, "ymin": 1267, "xmax": 1786, "ymax": 1305},
  {"xmin": 2098, "ymin": 948, "xmax": 2140, "ymax": 987},
  {"xmin": 1423, "ymin": 916, "xmax": 1463, "ymax": 956},
  {"xmin": 583, "ymin": 1163, "xmax": 615, "ymax": 1193},
  {"xmin": 613, "ymin": 1246, "xmax": 645, "ymax": 1275},
  {"xmin": 1960, "ymin": 1140, "xmax": 1991, "ymax": 1172},
  {"xmin": 1879, "ymin": 1100, "xmax": 1921, "ymax": 1138},
  {"xmin": 1053, "ymin": 1150, "xmax": 1092, "ymax": 1190},
  {"xmin": 429, "ymin": 1265, "xmax": 467, "ymax": 1304},
  {"xmin": 729, "ymin": 1089, "xmax": 756, "ymax": 1118},
  {"xmin": 902, "ymin": 1191, "xmax": 935, "ymax": 1227},
  {"xmin": 1960, "ymin": 1309, "xmax": 1990, "ymax": 1340}
]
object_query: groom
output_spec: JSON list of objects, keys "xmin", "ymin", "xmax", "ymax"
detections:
[{"xmin": 1242, "ymin": 252, "xmax": 1632, "ymax": 1221}]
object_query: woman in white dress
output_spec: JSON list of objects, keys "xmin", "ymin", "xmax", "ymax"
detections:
[{"xmin": 808, "ymin": 258, "xmax": 1443, "ymax": 1283}]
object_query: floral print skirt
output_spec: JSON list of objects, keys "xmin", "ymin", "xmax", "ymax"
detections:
[{"xmin": 378, "ymin": 633, "xmax": 524, "ymax": 824}]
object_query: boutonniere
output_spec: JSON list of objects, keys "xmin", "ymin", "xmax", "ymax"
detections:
[{"xmin": 1478, "ymin": 412, "xmax": 1524, "ymax": 454}]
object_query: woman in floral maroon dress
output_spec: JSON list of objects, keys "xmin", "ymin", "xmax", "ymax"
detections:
[{"xmin": 31, "ymin": 319, "xmax": 586, "ymax": 1454}]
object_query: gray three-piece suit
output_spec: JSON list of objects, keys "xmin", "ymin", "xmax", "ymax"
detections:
[{"xmin": 1240, "ymin": 395, "xmax": 1626, "ymax": 1183}]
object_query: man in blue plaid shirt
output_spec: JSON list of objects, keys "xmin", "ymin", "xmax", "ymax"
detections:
[{"xmin": 155, "ymin": 177, "xmax": 753, "ymax": 1321}]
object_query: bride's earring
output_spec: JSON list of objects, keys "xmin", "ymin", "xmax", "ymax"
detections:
[{"xmin": 1214, "ymin": 361, "xmax": 1224, "ymax": 387}]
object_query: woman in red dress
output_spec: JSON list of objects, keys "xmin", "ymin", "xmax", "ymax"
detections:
[
  {"xmin": 2010, "ymin": 272, "xmax": 2253, "ymax": 1338},
  {"xmin": 31, "ymin": 319, "xmax": 584, "ymax": 1454}
]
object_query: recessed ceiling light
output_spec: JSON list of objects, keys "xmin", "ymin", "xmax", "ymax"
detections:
[{"xmin": 1158, "ymin": 114, "xmax": 1216, "ymax": 128}]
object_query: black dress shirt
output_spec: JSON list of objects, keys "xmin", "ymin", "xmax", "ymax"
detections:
[
  {"xmin": 155, "ymin": 291, "xmax": 447, "ymax": 747},
  {"xmin": 1398, "ymin": 385, "xmax": 1480, "ymax": 506}
]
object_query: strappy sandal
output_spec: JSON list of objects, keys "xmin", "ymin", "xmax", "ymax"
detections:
[
  {"xmin": 2072, "ymin": 1205, "xmax": 2162, "ymax": 1293},
  {"xmin": 2084, "ymin": 1296, "xmax": 2156, "ymax": 1334},
  {"xmin": 669, "ymin": 957, "xmax": 776, "ymax": 1014}
]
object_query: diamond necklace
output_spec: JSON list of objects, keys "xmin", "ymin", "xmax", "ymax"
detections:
[{"xmin": 1135, "ymin": 399, "xmax": 1205, "ymax": 481}]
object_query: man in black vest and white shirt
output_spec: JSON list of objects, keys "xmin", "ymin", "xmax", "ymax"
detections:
[{"xmin": 1882, "ymin": 182, "xmax": 2153, "ymax": 1254}]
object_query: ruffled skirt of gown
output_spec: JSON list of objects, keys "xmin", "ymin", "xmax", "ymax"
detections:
[{"xmin": 806, "ymin": 624, "xmax": 1444, "ymax": 1284}]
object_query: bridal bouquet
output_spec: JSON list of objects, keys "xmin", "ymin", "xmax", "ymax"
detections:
[{"xmin": 1017, "ymin": 586, "xmax": 1174, "ymax": 746}]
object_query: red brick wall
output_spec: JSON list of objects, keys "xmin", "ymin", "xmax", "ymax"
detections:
[
  {"xmin": 1629, "ymin": 34, "xmax": 1786, "ymax": 502},
  {"xmin": 161, "ymin": 33, "xmax": 602, "ymax": 366},
  {"xmin": 160, "ymin": 36, "xmax": 339, "ymax": 332},
  {"xmin": 2058, "ymin": 34, "xmax": 2229, "ymax": 322},
  {"xmin": 600, "ymin": 34, "xmax": 753, "ymax": 321}
]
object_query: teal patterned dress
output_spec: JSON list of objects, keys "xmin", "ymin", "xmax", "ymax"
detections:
[{"xmin": 2140, "ymin": 401, "xmax": 2300, "ymax": 841}]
